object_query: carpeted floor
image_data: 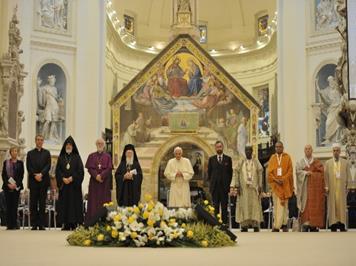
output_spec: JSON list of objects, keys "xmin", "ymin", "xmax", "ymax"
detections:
[{"xmin": 0, "ymin": 228, "xmax": 355, "ymax": 266}]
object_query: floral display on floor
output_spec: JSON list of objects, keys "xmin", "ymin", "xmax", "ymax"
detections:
[{"xmin": 67, "ymin": 195, "xmax": 236, "ymax": 248}]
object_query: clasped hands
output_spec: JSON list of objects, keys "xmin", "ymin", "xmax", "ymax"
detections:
[
  {"xmin": 7, "ymin": 183, "xmax": 17, "ymax": 190},
  {"xmin": 274, "ymin": 177, "xmax": 284, "ymax": 185},
  {"xmin": 63, "ymin": 176, "xmax": 73, "ymax": 185},
  {"xmin": 229, "ymin": 187, "xmax": 239, "ymax": 196},
  {"xmin": 175, "ymin": 171, "xmax": 183, "ymax": 178},
  {"xmin": 34, "ymin": 173, "xmax": 43, "ymax": 182},
  {"xmin": 124, "ymin": 171, "xmax": 133, "ymax": 180}
]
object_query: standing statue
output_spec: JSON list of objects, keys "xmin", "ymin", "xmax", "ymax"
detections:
[
  {"xmin": 37, "ymin": 75, "xmax": 64, "ymax": 143},
  {"xmin": 316, "ymin": 0, "xmax": 338, "ymax": 31},
  {"xmin": 177, "ymin": 0, "xmax": 191, "ymax": 12},
  {"xmin": 0, "ymin": 105, "xmax": 8, "ymax": 136},
  {"xmin": 17, "ymin": 110, "xmax": 25, "ymax": 138},
  {"xmin": 316, "ymin": 76, "xmax": 342, "ymax": 144}
]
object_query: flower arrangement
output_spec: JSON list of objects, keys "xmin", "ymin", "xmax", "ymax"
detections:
[{"xmin": 67, "ymin": 195, "xmax": 235, "ymax": 248}]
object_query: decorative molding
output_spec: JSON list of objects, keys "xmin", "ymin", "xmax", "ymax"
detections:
[{"xmin": 0, "ymin": 7, "xmax": 27, "ymax": 164}]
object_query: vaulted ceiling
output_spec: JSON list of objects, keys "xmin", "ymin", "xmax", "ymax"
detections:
[{"xmin": 110, "ymin": 0, "xmax": 276, "ymax": 54}]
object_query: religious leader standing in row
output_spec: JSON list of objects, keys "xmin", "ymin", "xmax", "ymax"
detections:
[
  {"xmin": 164, "ymin": 146, "xmax": 194, "ymax": 208},
  {"xmin": 267, "ymin": 141, "xmax": 294, "ymax": 232}
]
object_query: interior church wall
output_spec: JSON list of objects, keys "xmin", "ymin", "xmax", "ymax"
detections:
[{"xmin": 0, "ymin": 0, "xmax": 107, "ymax": 192}]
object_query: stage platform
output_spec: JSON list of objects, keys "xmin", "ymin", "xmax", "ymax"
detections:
[{"xmin": 0, "ymin": 228, "xmax": 355, "ymax": 266}]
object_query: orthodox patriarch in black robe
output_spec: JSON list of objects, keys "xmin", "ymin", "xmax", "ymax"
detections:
[
  {"xmin": 115, "ymin": 144, "xmax": 143, "ymax": 206},
  {"xmin": 56, "ymin": 136, "xmax": 84, "ymax": 230}
]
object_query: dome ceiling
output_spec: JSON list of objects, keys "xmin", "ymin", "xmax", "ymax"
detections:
[{"xmin": 107, "ymin": 0, "xmax": 277, "ymax": 56}]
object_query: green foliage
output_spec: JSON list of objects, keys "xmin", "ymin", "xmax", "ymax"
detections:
[{"xmin": 185, "ymin": 222, "xmax": 235, "ymax": 247}]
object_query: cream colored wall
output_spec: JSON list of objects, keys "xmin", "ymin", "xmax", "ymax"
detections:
[
  {"xmin": 277, "ymin": 0, "xmax": 342, "ymax": 165},
  {"xmin": 0, "ymin": 0, "xmax": 107, "ymax": 193}
]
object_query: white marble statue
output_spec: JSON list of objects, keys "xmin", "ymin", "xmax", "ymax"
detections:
[
  {"xmin": 0, "ymin": 105, "xmax": 8, "ymax": 135},
  {"xmin": 39, "ymin": 0, "xmax": 67, "ymax": 30},
  {"xmin": 17, "ymin": 110, "xmax": 25, "ymax": 137},
  {"xmin": 316, "ymin": 0, "xmax": 338, "ymax": 31},
  {"xmin": 37, "ymin": 75, "xmax": 63, "ymax": 143},
  {"xmin": 317, "ymin": 76, "xmax": 342, "ymax": 145}
]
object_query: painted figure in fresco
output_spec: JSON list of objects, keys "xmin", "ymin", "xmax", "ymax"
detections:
[
  {"xmin": 237, "ymin": 117, "xmax": 248, "ymax": 158},
  {"xmin": 187, "ymin": 59, "xmax": 202, "ymax": 96},
  {"xmin": 151, "ymin": 76, "xmax": 177, "ymax": 114},
  {"xmin": 122, "ymin": 121, "xmax": 138, "ymax": 149},
  {"xmin": 166, "ymin": 57, "xmax": 188, "ymax": 97},
  {"xmin": 193, "ymin": 152, "xmax": 203, "ymax": 177},
  {"xmin": 135, "ymin": 112, "xmax": 150, "ymax": 143},
  {"xmin": 316, "ymin": 76, "xmax": 342, "ymax": 145},
  {"xmin": 192, "ymin": 79, "xmax": 224, "ymax": 110}
]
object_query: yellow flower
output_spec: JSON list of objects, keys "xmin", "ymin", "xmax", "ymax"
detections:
[
  {"xmin": 105, "ymin": 225, "xmax": 112, "ymax": 232},
  {"xmin": 97, "ymin": 234, "xmax": 104, "ymax": 241},
  {"xmin": 208, "ymin": 206, "xmax": 215, "ymax": 212},
  {"xmin": 113, "ymin": 214, "xmax": 121, "ymax": 222},
  {"xmin": 143, "ymin": 211, "xmax": 150, "ymax": 220},
  {"xmin": 144, "ymin": 194, "xmax": 153, "ymax": 202},
  {"xmin": 158, "ymin": 208, "xmax": 164, "ymax": 216},
  {"xmin": 83, "ymin": 239, "xmax": 91, "ymax": 246},
  {"xmin": 160, "ymin": 221, "xmax": 167, "ymax": 228},
  {"xmin": 219, "ymin": 219, "xmax": 223, "ymax": 224},
  {"xmin": 217, "ymin": 214, "xmax": 221, "ymax": 218},
  {"xmin": 186, "ymin": 230, "xmax": 194, "ymax": 238},
  {"xmin": 169, "ymin": 218, "xmax": 176, "ymax": 224},
  {"xmin": 133, "ymin": 206, "xmax": 140, "ymax": 214},
  {"xmin": 204, "ymin": 200, "xmax": 209, "ymax": 205},
  {"xmin": 147, "ymin": 219, "xmax": 155, "ymax": 227},
  {"xmin": 128, "ymin": 216, "xmax": 136, "ymax": 224},
  {"xmin": 111, "ymin": 230, "xmax": 119, "ymax": 238},
  {"xmin": 127, "ymin": 207, "xmax": 133, "ymax": 212},
  {"xmin": 103, "ymin": 202, "xmax": 113, "ymax": 207},
  {"xmin": 181, "ymin": 223, "xmax": 186, "ymax": 228},
  {"xmin": 138, "ymin": 203, "xmax": 144, "ymax": 209},
  {"xmin": 147, "ymin": 202, "xmax": 154, "ymax": 211},
  {"xmin": 130, "ymin": 232, "xmax": 138, "ymax": 239},
  {"xmin": 201, "ymin": 240, "xmax": 208, "ymax": 247}
]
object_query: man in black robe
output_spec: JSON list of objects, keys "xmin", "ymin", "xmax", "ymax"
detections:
[
  {"xmin": 115, "ymin": 144, "xmax": 143, "ymax": 206},
  {"xmin": 56, "ymin": 136, "xmax": 84, "ymax": 230},
  {"xmin": 26, "ymin": 134, "xmax": 51, "ymax": 230}
]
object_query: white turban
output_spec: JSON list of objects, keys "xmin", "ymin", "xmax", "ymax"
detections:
[{"xmin": 332, "ymin": 143, "xmax": 341, "ymax": 149}]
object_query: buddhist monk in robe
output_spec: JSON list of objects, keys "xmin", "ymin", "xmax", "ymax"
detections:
[
  {"xmin": 55, "ymin": 136, "xmax": 84, "ymax": 230},
  {"xmin": 324, "ymin": 143, "xmax": 353, "ymax": 232},
  {"xmin": 85, "ymin": 138, "xmax": 112, "ymax": 222},
  {"xmin": 115, "ymin": 144, "xmax": 143, "ymax": 206},
  {"xmin": 267, "ymin": 141, "xmax": 294, "ymax": 232},
  {"xmin": 296, "ymin": 145, "xmax": 325, "ymax": 232}
]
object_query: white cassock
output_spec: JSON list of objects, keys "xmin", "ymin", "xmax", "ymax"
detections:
[{"xmin": 164, "ymin": 157, "xmax": 194, "ymax": 208}]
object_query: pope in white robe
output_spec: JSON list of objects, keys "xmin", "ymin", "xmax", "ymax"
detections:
[{"xmin": 164, "ymin": 147, "xmax": 194, "ymax": 208}]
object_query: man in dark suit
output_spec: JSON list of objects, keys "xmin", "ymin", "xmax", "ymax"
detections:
[
  {"xmin": 208, "ymin": 140, "xmax": 233, "ymax": 224},
  {"xmin": 26, "ymin": 135, "xmax": 51, "ymax": 230}
]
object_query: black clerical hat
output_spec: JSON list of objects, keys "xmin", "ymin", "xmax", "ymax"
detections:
[
  {"xmin": 59, "ymin": 136, "xmax": 80, "ymax": 157},
  {"xmin": 120, "ymin": 144, "xmax": 139, "ymax": 164}
]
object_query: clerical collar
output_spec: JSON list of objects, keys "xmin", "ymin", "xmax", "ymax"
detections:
[
  {"xmin": 36, "ymin": 147, "xmax": 42, "ymax": 152},
  {"xmin": 334, "ymin": 157, "xmax": 340, "ymax": 162}
]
